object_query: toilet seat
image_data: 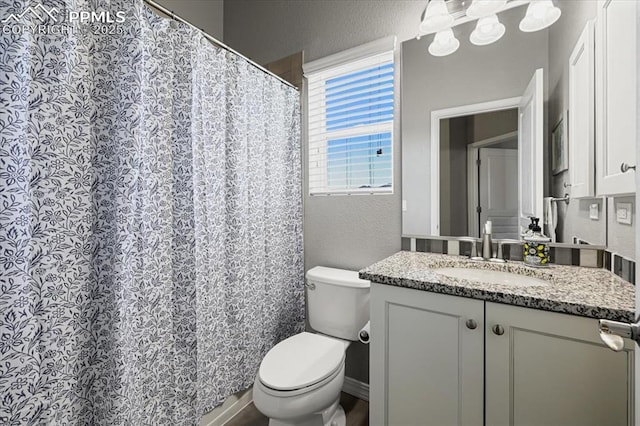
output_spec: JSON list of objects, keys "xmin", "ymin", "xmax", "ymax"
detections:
[{"xmin": 258, "ymin": 332, "xmax": 345, "ymax": 392}]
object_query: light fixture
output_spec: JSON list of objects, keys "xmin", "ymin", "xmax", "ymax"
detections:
[
  {"xmin": 466, "ymin": 0, "xmax": 507, "ymax": 19},
  {"xmin": 519, "ymin": 0, "xmax": 561, "ymax": 32},
  {"xmin": 470, "ymin": 14, "xmax": 505, "ymax": 45},
  {"xmin": 418, "ymin": 0, "xmax": 562, "ymax": 56},
  {"xmin": 428, "ymin": 29, "xmax": 460, "ymax": 57},
  {"xmin": 419, "ymin": 0, "xmax": 454, "ymax": 34}
]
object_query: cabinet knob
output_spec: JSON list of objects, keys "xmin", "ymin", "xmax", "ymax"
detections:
[
  {"xmin": 492, "ymin": 324, "xmax": 505, "ymax": 336},
  {"xmin": 465, "ymin": 319, "xmax": 478, "ymax": 330},
  {"xmin": 621, "ymin": 163, "xmax": 636, "ymax": 173},
  {"xmin": 563, "ymin": 182, "xmax": 572, "ymax": 188}
]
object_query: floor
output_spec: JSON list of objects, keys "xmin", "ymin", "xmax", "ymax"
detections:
[{"xmin": 225, "ymin": 392, "xmax": 369, "ymax": 426}]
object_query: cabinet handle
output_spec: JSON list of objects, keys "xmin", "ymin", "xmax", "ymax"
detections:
[
  {"xmin": 465, "ymin": 319, "xmax": 477, "ymax": 330},
  {"xmin": 492, "ymin": 324, "xmax": 505, "ymax": 335},
  {"xmin": 621, "ymin": 163, "xmax": 636, "ymax": 173}
]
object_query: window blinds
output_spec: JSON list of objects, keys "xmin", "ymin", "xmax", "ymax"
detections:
[{"xmin": 306, "ymin": 50, "xmax": 395, "ymax": 195}]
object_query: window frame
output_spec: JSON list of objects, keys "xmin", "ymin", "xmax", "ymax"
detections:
[{"xmin": 305, "ymin": 46, "xmax": 396, "ymax": 196}]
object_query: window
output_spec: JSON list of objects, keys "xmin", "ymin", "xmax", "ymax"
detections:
[{"xmin": 305, "ymin": 42, "xmax": 395, "ymax": 195}]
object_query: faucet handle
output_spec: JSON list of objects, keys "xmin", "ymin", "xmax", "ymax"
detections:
[
  {"xmin": 490, "ymin": 239, "xmax": 522, "ymax": 263},
  {"xmin": 458, "ymin": 237, "xmax": 483, "ymax": 260},
  {"xmin": 490, "ymin": 241, "xmax": 507, "ymax": 263}
]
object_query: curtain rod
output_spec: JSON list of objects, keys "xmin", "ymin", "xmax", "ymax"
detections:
[{"xmin": 143, "ymin": 0, "xmax": 298, "ymax": 91}]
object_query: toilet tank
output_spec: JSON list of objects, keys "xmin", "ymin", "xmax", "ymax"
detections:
[{"xmin": 305, "ymin": 266, "xmax": 370, "ymax": 341}]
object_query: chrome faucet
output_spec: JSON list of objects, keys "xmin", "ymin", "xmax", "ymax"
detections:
[
  {"xmin": 481, "ymin": 220, "xmax": 493, "ymax": 260},
  {"xmin": 459, "ymin": 234, "xmax": 519, "ymax": 263}
]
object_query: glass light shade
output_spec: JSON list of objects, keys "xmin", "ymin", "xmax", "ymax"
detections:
[
  {"xmin": 470, "ymin": 14, "xmax": 506, "ymax": 45},
  {"xmin": 419, "ymin": 0, "xmax": 454, "ymax": 33},
  {"xmin": 429, "ymin": 29, "xmax": 460, "ymax": 57},
  {"xmin": 519, "ymin": 0, "xmax": 561, "ymax": 32},
  {"xmin": 466, "ymin": 0, "xmax": 507, "ymax": 19}
]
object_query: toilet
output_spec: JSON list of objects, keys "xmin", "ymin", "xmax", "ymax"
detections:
[{"xmin": 253, "ymin": 266, "xmax": 370, "ymax": 426}]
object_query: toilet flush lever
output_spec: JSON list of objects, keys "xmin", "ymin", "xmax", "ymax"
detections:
[{"xmin": 598, "ymin": 319, "xmax": 640, "ymax": 352}]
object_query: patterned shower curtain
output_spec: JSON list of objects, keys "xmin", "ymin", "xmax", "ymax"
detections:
[{"xmin": 0, "ymin": 0, "xmax": 304, "ymax": 424}]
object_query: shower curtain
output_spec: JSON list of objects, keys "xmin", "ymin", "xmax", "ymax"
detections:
[{"xmin": 0, "ymin": 0, "xmax": 304, "ymax": 424}]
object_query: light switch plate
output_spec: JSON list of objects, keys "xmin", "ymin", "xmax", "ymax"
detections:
[
  {"xmin": 616, "ymin": 203, "xmax": 633, "ymax": 225},
  {"xmin": 589, "ymin": 203, "xmax": 599, "ymax": 220}
]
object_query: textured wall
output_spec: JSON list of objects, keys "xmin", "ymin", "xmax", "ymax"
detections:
[
  {"xmin": 608, "ymin": 197, "xmax": 636, "ymax": 259},
  {"xmin": 224, "ymin": 0, "xmax": 425, "ymax": 64},
  {"xmin": 402, "ymin": 7, "xmax": 549, "ymax": 236},
  {"xmin": 154, "ymin": 0, "xmax": 224, "ymax": 41},
  {"xmin": 224, "ymin": 0, "xmax": 426, "ymax": 385}
]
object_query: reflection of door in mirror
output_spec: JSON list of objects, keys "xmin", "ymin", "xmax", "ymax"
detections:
[
  {"xmin": 439, "ymin": 110, "xmax": 518, "ymax": 238},
  {"xmin": 475, "ymin": 146, "xmax": 518, "ymax": 239}
]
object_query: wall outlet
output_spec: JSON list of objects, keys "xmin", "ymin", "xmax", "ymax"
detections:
[
  {"xmin": 616, "ymin": 202, "xmax": 633, "ymax": 225},
  {"xmin": 589, "ymin": 203, "xmax": 599, "ymax": 220}
]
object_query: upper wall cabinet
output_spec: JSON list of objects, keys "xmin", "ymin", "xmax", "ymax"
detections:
[
  {"xmin": 569, "ymin": 20, "xmax": 595, "ymax": 198},
  {"xmin": 595, "ymin": 0, "xmax": 637, "ymax": 196}
]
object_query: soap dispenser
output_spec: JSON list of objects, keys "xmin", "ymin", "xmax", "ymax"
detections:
[
  {"xmin": 521, "ymin": 216, "xmax": 536, "ymax": 239},
  {"xmin": 523, "ymin": 217, "xmax": 551, "ymax": 267}
]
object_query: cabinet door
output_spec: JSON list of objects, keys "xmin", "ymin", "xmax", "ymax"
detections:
[
  {"xmin": 569, "ymin": 21, "xmax": 595, "ymax": 198},
  {"xmin": 370, "ymin": 283, "xmax": 484, "ymax": 426},
  {"xmin": 595, "ymin": 0, "xmax": 637, "ymax": 196},
  {"xmin": 486, "ymin": 302, "xmax": 634, "ymax": 426}
]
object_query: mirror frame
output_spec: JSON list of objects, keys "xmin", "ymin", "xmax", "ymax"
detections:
[{"xmin": 429, "ymin": 96, "xmax": 522, "ymax": 235}]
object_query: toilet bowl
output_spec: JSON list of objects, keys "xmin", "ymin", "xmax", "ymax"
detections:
[
  {"xmin": 253, "ymin": 267, "xmax": 370, "ymax": 426},
  {"xmin": 253, "ymin": 333, "xmax": 349, "ymax": 426}
]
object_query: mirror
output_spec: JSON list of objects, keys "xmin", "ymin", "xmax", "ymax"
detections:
[
  {"xmin": 439, "ymin": 109, "xmax": 519, "ymax": 238},
  {"xmin": 401, "ymin": 1, "xmax": 634, "ymax": 259}
]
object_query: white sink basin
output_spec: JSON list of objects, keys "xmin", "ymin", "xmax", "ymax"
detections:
[{"xmin": 434, "ymin": 267, "xmax": 549, "ymax": 287}]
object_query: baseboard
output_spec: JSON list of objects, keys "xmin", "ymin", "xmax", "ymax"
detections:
[
  {"xmin": 342, "ymin": 376, "xmax": 369, "ymax": 402},
  {"xmin": 200, "ymin": 377, "xmax": 368, "ymax": 425},
  {"xmin": 201, "ymin": 387, "xmax": 254, "ymax": 426}
]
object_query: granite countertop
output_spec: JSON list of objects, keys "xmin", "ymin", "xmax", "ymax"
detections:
[{"xmin": 359, "ymin": 251, "xmax": 635, "ymax": 322}]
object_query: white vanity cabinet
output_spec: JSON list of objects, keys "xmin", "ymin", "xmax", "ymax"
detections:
[
  {"xmin": 370, "ymin": 283, "xmax": 635, "ymax": 426},
  {"xmin": 370, "ymin": 283, "xmax": 484, "ymax": 426},
  {"xmin": 595, "ymin": 0, "xmax": 637, "ymax": 196},
  {"xmin": 485, "ymin": 302, "xmax": 633, "ymax": 426}
]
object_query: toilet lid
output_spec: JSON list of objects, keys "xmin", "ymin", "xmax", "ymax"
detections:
[{"xmin": 259, "ymin": 332, "xmax": 345, "ymax": 391}]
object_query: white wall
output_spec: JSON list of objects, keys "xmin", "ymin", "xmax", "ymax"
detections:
[
  {"xmin": 402, "ymin": 7, "xmax": 549, "ymax": 236},
  {"xmin": 154, "ymin": 0, "xmax": 224, "ymax": 41}
]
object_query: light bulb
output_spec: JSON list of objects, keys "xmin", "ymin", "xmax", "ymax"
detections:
[
  {"xmin": 480, "ymin": 22, "xmax": 493, "ymax": 34},
  {"xmin": 466, "ymin": 0, "xmax": 507, "ymax": 19},
  {"xmin": 520, "ymin": 0, "xmax": 561, "ymax": 32},
  {"xmin": 419, "ymin": 0, "xmax": 455, "ymax": 34},
  {"xmin": 429, "ymin": 29, "xmax": 460, "ymax": 56},
  {"xmin": 531, "ymin": 2, "xmax": 547, "ymax": 19},
  {"xmin": 470, "ymin": 14, "xmax": 505, "ymax": 45}
]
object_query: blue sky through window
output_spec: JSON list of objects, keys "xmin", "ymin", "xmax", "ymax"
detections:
[
  {"xmin": 327, "ymin": 133, "xmax": 392, "ymax": 189},
  {"xmin": 324, "ymin": 63, "xmax": 394, "ymax": 190}
]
